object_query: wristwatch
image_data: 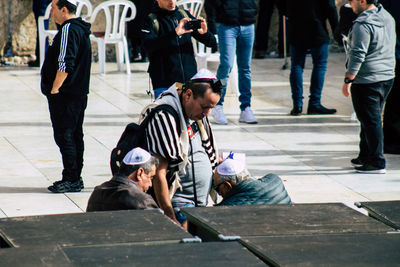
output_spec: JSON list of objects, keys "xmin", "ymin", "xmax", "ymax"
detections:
[{"xmin": 344, "ymin": 77, "xmax": 354, "ymax": 84}]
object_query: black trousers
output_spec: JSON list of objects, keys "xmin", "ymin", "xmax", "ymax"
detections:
[
  {"xmin": 47, "ymin": 94, "xmax": 88, "ymax": 182},
  {"xmin": 383, "ymin": 59, "xmax": 400, "ymax": 154},
  {"xmin": 351, "ymin": 79, "xmax": 394, "ymax": 169}
]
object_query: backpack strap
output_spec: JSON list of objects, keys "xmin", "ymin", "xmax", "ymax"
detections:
[{"xmin": 148, "ymin": 6, "xmax": 190, "ymax": 35}]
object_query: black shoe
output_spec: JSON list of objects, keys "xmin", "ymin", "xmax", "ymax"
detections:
[
  {"xmin": 355, "ymin": 164, "xmax": 386, "ymax": 174},
  {"xmin": 79, "ymin": 177, "xmax": 84, "ymax": 189},
  {"xmin": 307, "ymin": 104, "xmax": 337, "ymax": 115},
  {"xmin": 290, "ymin": 106, "xmax": 302, "ymax": 116},
  {"xmin": 48, "ymin": 180, "xmax": 83, "ymax": 193},
  {"xmin": 28, "ymin": 60, "xmax": 39, "ymax": 67},
  {"xmin": 350, "ymin": 157, "xmax": 365, "ymax": 167}
]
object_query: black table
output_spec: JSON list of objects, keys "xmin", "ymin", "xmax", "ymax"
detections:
[
  {"xmin": 0, "ymin": 242, "xmax": 266, "ymax": 266},
  {"xmin": 181, "ymin": 203, "xmax": 393, "ymax": 241},
  {"xmin": 0, "ymin": 209, "xmax": 191, "ymax": 248},
  {"xmin": 356, "ymin": 200, "xmax": 400, "ymax": 230},
  {"xmin": 241, "ymin": 233, "xmax": 400, "ymax": 266}
]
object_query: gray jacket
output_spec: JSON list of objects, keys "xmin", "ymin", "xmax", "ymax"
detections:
[{"xmin": 346, "ymin": 4, "xmax": 396, "ymax": 84}]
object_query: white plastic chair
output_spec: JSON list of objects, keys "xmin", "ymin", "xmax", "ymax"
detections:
[
  {"xmin": 38, "ymin": 0, "xmax": 92, "ymax": 68},
  {"xmin": 90, "ymin": 0, "xmax": 136, "ymax": 75},
  {"xmin": 177, "ymin": 0, "xmax": 204, "ymax": 17}
]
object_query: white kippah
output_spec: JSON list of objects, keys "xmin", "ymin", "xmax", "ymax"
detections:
[
  {"xmin": 122, "ymin": 148, "xmax": 151, "ymax": 166},
  {"xmin": 217, "ymin": 158, "xmax": 245, "ymax": 176},
  {"xmin": 190, "ymin": 68, "xmax": 217, "ymax": 80},
  {"xmin": 66, "ymin": 0, "xmax": 77, "ymax": 6}
]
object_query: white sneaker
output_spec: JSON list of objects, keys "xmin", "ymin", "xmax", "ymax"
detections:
[
  {"xmin": 239, "ymin": 107, "xmax": 258, "ymax": 124},
  {"xmin": 212, "ymin": 105, "xmax": 228, "ymax": 124}
]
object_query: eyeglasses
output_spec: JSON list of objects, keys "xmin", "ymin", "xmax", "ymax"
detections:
[{"xmin": 213, "ymin": 181, "xmax": 225, "ymax": 193}]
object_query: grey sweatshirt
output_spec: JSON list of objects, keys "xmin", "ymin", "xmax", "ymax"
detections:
[{"xmin": 346, "ymin": 4, "xmax": 396, "ymax": 84}]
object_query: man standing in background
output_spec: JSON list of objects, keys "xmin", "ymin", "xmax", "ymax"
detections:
[
  {"xmin": 279, "ymin": 0, "xmax": 338, "ymax": 116},
  {"xmin": 41, "ymin": 0, "xmax": 92, "ymax": 192},
  {"xmin": 342, "ymin": 0, "xmax": 396, "ymax": 174},
  {"xmin": 210, "ymin": 0, "xmax": 259, "ymax": 125}
]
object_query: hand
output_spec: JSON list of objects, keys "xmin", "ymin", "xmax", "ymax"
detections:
[
  {"xmin": 342, "ymin": 83, "xmax": 351, "ymax": 97},
  {"xmin": 197, "ymin": 17, "xmax": 207, "ymax": 34},
  {"xmin": 50, "ymin": 88, "xmax": 59, "ymax": 94},
  {"xmin": 175, "ymin": 17, "xmax": 192, "ymax": 35}
]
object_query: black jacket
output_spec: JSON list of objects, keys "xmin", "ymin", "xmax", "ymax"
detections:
[
  {"xmin": 209, "ymin": 0, "xmax": 258, "ymax": 26},
  {"xmin": 41, "ymin": 17, "xmax": 92, "ymax": 96},
  {"xmin": 86, "ymin": 175, "xmax": 158, "ymax": 212},
  {"xmin": 141, "ymin": 7, "xmax": 217, "ymax": 89},
  {"xmin": 278, "ymin": 0, "xmax": 338, "ymax": 47}
]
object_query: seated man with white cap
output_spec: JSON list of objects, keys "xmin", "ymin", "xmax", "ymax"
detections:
[
  {"xmin": 140, "ymin": 68, "xmax": 222, "ymax": 227},
  {"xmin": 213, "ymin": 153, "xmax": 292, "ymax": 206},
  {"xmin": 86, "ymin": 148, "xmax": 159, "ymax": 212}
]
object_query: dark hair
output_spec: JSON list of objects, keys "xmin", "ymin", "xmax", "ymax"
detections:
[
  {"xmin": 56, "ymin": 0, "xmax": 77, "ymax": 14},
  {"xmin": 366, "ymin": 0, "xmax": 377, "ymax": 4},
  {"xmin": 118, "ymin": 156, "xmax": 159, "ymax": 177},
  {"xmin": 185, "ymin": 79, "xmax": 224, "ymax": 98}
]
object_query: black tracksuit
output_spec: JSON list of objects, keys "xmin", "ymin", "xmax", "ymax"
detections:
[
  {"xmin": 41, "ymin": 17, "xmax": 91, "ymax": 183},
  {"xmin": 141, "ymin": 7, "xmax": 217, "ymax": 89}
]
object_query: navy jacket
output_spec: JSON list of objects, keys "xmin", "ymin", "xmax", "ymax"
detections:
[
  {"xmin": 209, "ymin": 0, "xmax": 258, "ymax": 26},
  {"xmin": 41, "ymin": 18, "xmax": 92, "ymax": 96},
  {"xmin": 278, "ymin": 0, "xmax": 338, "ymax": 47},
  {"xmin": 217, "ymin": 173, "xmax": 292, "ymax": 206}
]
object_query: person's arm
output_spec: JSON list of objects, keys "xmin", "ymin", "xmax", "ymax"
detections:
[
  {"xmin": 342, "ymin": 73, "xmax": 356, "ymax": 97},
  {"xmin": 342, "ymin": 24, "xmax": 370, "ymax": 97},
  {"xmin": 153, "ymin": 156, "xmax": 179, "ymax": 224},
  {"xmin": 326, "ymin": 0, "xmax": 339, "ymax": 34},
  {"xmin": 145, "ymin": 110, "xmax": 184, "ymax": 224},
  {"xmin": 51, "ymin": 70, "xmax": 68, "ymax": 94}
]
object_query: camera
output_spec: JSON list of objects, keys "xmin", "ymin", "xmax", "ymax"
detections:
[{"xmin": 184, "ymin": 19, "xmax": 202, "ymax": 31}]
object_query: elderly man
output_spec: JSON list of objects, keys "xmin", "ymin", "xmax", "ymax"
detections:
[
  {"xmin": 42, "ymin": 0, "xmax": 92, "ymax": 193},
  {"xmin": 87, "ymin": 148, "xmax": 159, "ymax": 212},
  {"xmin": 213, "ymin": 155, "xmax": 291, "ymax": 206},
  {"xmin": 342, "ymin": 0, "xmax": 396, "ymax": 174},
  {"xmin": 141, "ymin": 69, "xmax": 222, "ymax": 227}
]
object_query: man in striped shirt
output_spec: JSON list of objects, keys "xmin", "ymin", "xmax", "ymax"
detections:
[
  {"xmin": 41, "ymin": 0, "xmax": 92, "ymax": 193},
  {"xmin": 141, "ymin": 69, "xmax": 222, "ymax": 227}
]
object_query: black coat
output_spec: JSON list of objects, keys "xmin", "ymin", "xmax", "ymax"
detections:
[
  {"xmin": 209, "ymin": 0, "xmax": 258, "ymax": 26},
  {"xmin": 40, "ymin": 18, "xmax": 92, "ymax": 96},
  {"xmin": 86, "ymin": 175, "xmax": 158, "ymax": 212},
  {"xmin": 278, "ymin": 0, "xmax": 338, "ymax": 47},
  {"xmin": 141, "ymin": 7, "xmax": 217, "ymax": 89}
]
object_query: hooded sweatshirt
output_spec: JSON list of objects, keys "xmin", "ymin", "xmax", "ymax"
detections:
[
  {"xmin": 41, "ymin": 17, "xmax": 92, "ymax": 96},
  {"xmin": 346, "ymin": 4, "xmax": 396, "ymax": 84}
]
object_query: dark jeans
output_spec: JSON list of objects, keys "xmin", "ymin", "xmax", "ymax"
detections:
[
  {"xmin": 351, "ymin": 79, "xmax": 394, "ymax": 168},
  {"xmin": 289, "ymin": 43, "xmax": 329, "ymax": 108},
  {"xmin": 47, "ymin": 94, "xmax": 88, "ymax": 182},
  {"xmin": 383, "ymin": 59, "xmax": 400, "ymax": 154}
]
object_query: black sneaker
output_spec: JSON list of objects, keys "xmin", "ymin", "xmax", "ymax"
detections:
[
  {"xmin": 290, "ymin": 106, "xmax": 302, "ymax": 116},
  {"xmin": 350, "ymin": 157, "xmax": 365, "ymax": 167},
  {"xmin": 355, "ymin": 164, "xmax": 386, "ymax": 174},
  {"xmin": 48, "ymin": 180, "xmax": 83, "ymax": 193},
  {"xmin": 307, "ymin": 104, "xmax": 337, "ymax": 115}
]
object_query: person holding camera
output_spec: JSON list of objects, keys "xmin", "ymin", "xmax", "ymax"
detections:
[{"xmin": 141, "ymin": 0, "xmax": 217, "ymax": 99}]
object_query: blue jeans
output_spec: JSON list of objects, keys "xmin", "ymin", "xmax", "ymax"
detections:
[
  {"xmin": 289, "ymin": 43, "xmax": 329, "ymax": 108},
  {"xmin": 351, "ymin": 79, "xmax": 394, "ymax": 169},
  {"xmin": 216, "ymin": 24, "xmax": 254, "ymax": 111}
]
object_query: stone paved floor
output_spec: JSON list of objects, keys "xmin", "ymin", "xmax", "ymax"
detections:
[{"xmin": 0, "ymin": 52, "xmax": 399, "ymax": 218}]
